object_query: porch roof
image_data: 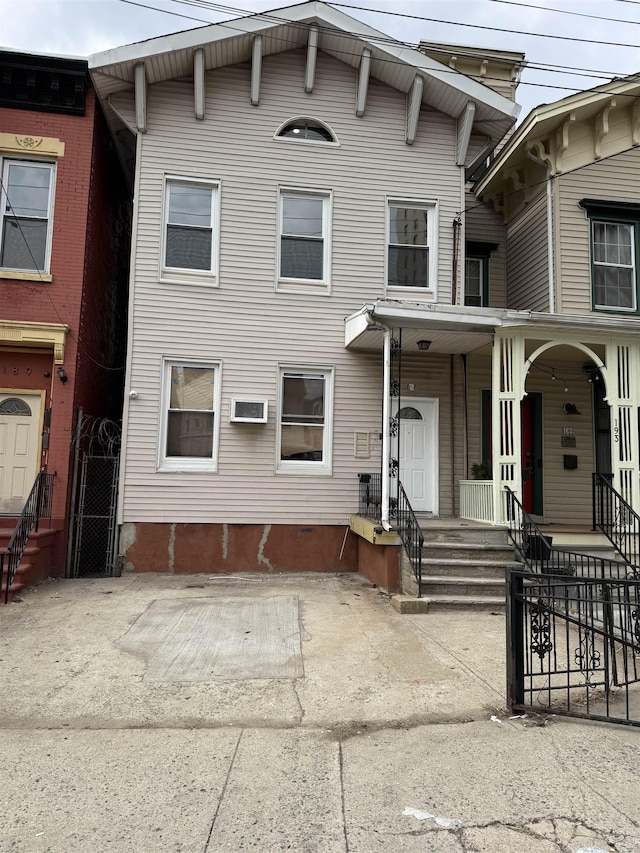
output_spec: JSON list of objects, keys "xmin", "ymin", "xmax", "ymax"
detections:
[{"xmin": 345, "ymin": 301, "xmax": 640, "ymax": 353}]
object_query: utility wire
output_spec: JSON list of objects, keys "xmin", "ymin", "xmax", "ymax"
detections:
[
  {"xmin": 117, "ymin": 0, "xmax": 640, "ymax": 99},
  {"xmin": 486, "ymin": 0, "xmax": 639, "ymax": 25},
  {"xmin": 0, "ymin": 177, "xmax": 125, "ymax": 372}
]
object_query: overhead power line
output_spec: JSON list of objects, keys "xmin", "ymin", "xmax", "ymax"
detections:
[
  {"xmin": 486, "ymin": 0, "xmax": 639, "ymax": 25},
  {"xmin": 117, "ymin": 0, "xmax": 640, "ymax": 101}
]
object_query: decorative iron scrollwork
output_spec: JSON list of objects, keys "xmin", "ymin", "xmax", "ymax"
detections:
[
  {"xmin": 632, "ymin": 606, "xmax": 640, "ymax": 647},
  {"xmin": 575, "ymin": 624, "xmax": 601, "ymax": 686},
  {"xmin": 389, "ymin": 497, "xmax": 398, "ymax": 518},
  {"xmin": 389, "ymin": 458, "xmax": 398, "ymax": 478},
  {"xmin": 530, "ymin": 599, "xmax": 553, "ymax": 660},
  {"xmin": 390, "ymin": 337, "xmax": 400, "ymax": 359},
  {"xmin": 390, "ymin": 378, "xmax": 400, "ymax": 398},
  {"xmin": 389, "ymin": 417, "xmax": 398, "ymax": 437}
]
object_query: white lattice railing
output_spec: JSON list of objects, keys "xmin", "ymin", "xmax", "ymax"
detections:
[{"xmin": 459, "ymin": 480, "xmax": 495, "ymax": 523}]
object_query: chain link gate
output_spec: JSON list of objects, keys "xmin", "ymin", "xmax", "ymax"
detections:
[{"xmin": 66, "ymin": 409, "xmax": 122, "ymax": 578}]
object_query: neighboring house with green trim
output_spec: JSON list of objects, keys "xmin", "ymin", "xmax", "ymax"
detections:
[{"xmin": 471, "ymin": 74, "xmax": 640, "ymax": 526}]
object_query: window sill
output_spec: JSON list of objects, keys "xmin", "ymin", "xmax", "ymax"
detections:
[
  {"xmin": 386, "ymin": 285, "xmax": 434, "ymax": 298},
  {"xmin": 1, "ymin": 270, "xmax": 52, "ymax": 282},
  {"xmin": 276, "ymin": 278, "xmax": 330, "ymax": 295},
  {"xmin": 160, "ymin": 271, "xmax": 217, "ymax": 287},
  {"xmin": 157, "ymin": 461, "xmax": 218, "ymax": 473},
  {"xmin": 276, "ymin": 464, "xmax": 332, "ymax": 476}
]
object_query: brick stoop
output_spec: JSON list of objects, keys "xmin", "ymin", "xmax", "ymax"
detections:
[
  {"xmin": 0, "ymin": 527, "xmax": 61, "ymax": 604},
  {"xmin": 391, "ymin": 524, "xmax": 518, "ymax": 614}
]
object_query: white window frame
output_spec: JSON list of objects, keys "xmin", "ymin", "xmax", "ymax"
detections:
[
  {"xmin": 386, "ymin": 198, "xmax": 437, "ymax": 295},
  {"xmin": 464, "ymin": 256, "xmax": 485, "ymax": 307},
  {"xmin": 0, "ymin": 157, "xmax": 55, "ymax": 275},
  {"xmin": 276, "ymin": 187, "xmax": 332, "ymax": 295},
  {"xmin": 592, "ymin": 219, "xmax": 637, "ymax": 312},
  {"xmin": 276, "ymin": 365, "xmax": 334, "ymax": 475},
  {"xmin": 273, "ymin": 116, "xmax": 340, "ymax": 147},
  {"xmin": 160, "ymin": 176, "xmax": 220, "ymax": 286},
  {"xmin": 158, "ymin": 358, "xmax": 222, "ymax": 472}
]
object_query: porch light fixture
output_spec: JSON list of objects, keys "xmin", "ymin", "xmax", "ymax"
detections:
[
  {"xmin": 417, "ymin": 340, "xmax": 431, "ymax": 351},
  {"xmin": 56, "ymin": 366, "xmax": 68, "ymax": 384},
  {"xmin": 563, "ymin": 403, "xmax": 581, "ymax": 415}
]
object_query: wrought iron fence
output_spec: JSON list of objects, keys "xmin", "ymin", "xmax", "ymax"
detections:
[
  {"xmin": 505, "ymin": 486, "xmax": 628, "ymax": 581},
  {"xmin": 507, "ymin": 568, "xmax": 640, "ymax": 726},
  {"xmin": 2, "ymin": 471, "xmax": 55, "ymax": 604},
  {"xmin": 397, "ymin": 481, "xmax": 424, "ymax": 592},
  {"xmin": 593, "ymin": 472, "xmax": 640, "ymax": 575},
  {"xmin": 358, "ymin": 472, "xmax": 382, "ymax": 519}
]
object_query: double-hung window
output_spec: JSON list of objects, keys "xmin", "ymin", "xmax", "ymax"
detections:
[
  {"xmin": 0, "ymin": 159, "xmax": 54, "ymax": 273},
  {"xmin": 278, "ymin": 189, "xmax": 331, "ymax": 292},
  {"xmin": 580, "ymin": 199, "xmax": 640, "ymax": 313},
  {"xmin": 387, "ymin": 200, "xmax": 436, "ymax": 291},
  {"xmin": 159, "ymin": 360, "xmax": 221, "ymax": 470},
  {"xmin": 162, "ymin": 177, "xmax": 218, "ymax": 284},
  {"xmin": 277, "ymin": 368, "xmax": 333, "ymax": 474}
]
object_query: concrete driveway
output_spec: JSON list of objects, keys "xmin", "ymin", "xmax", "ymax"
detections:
[{"xmin": 0, "ymin": 572, "xmax": 637, "ymax": 852}]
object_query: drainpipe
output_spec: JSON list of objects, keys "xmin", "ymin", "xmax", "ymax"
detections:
[
  {"xmin": 381, "ymin": 327, "xmax": 392, "ymax": 531},
  {"xmin": 546, "ymin": 176, "xmax": 555, "ymax": 313}
]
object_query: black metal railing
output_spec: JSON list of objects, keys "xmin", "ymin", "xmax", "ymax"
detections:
[
  {"xmin": 593, "ymin": 472, "xmax": 640, "ymax": 575},
  {"xmin": 507, "ymin": 568, "xmax": 640, "ymax": 727},
  {"xmin": 505, "ymin": 486, "xmax": 627, "ymax": 581},
  {"xmin": 1, "ymin": 471, "xmax": 55, "ymax": 604},
  {"xmin": 397, "ymin": 481, "xmax": 424, "ymax": 592},
  {"xmin": 358, "ymin": 472, "xmax": 382, "ymax": 519}
]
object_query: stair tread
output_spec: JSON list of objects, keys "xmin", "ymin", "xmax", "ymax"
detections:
[
  {"xmin": 422, "ymin": 557, "xmax": 518, "ymax": 567},
  {"xmin": 424, "ymin": 542, "xmax": 514, "ymax": 551},
  {"xmin": 420, "ymin": 575, "xmax": 505, "ymax": 585},
  {"xmin": 420, "ymin": 594, "xmax": 506, "ymax": 604}
]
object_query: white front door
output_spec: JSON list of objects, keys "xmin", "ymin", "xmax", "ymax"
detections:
[
  {"xmin": 396, "ymin": 398, "xmax": 439, "ymax": 514},
  {"xmin": 0, "ymin": 392, "xmax": 43, "ymax": 514}
]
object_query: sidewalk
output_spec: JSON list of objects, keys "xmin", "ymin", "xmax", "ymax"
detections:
[{"xmin": 0, "ymin": 572, "xmax": 637, "ymax": 852}]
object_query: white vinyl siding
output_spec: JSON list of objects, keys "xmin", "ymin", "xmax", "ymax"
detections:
[
  {"xmin": 0, "ymin": 159, "xmax": 55, "ymax": 273},
  {"xmin": 158, "ymin": 359, "xmax": 221, "ymax": 471},
  {"xmin": 277, "ymin": 188, "xmax": 331, "ymax": 293},
  {"xmin": 556, "ymin": 148, "xmax": 640, "ymax": 315},
  {"xmin": 277, "ymin": 367, "xmax": 333, "ymax": 474},
  {"xmin": 505, "ymin": 189, "xmax": 549, "ymax": 312},
  {"xmin": 119, "ymin": 48, "xmax": 463, "ymax": 524},
  {"xmin": 161, "ymin": 176, "xmax": 219, "ymax": 284}
]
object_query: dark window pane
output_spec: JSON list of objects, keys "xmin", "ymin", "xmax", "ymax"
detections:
[
  {"xmin": 167, "ymin": 411, "xmax": 214, "ymax": 457},
  {"xmin": 1, "ymin": 217, "xmax": 47, "ymax": 269},
  {"xmin": 6, "ymin": 163, "xmax": 50, "ymax": 218},
  {"xmin": 465, "ymin": 257, "xmax": 482, "ymax": 305},
  {"xmin": 389, "ymin": 207, "xmax": 428, "ymax": 246},
  {"xmin": 283, "ymin": 197, "xmax": 323, "ymax": 237},
  {"xmin": 280, "ymin": 424, "xmax": 324, "ymax": 461},
  {"xmin": 594, "ymin": 265, "xmax": 634, "ymax": 309},
  {"xmin": 170, "ymin": 367, "xmax": 214, "ymax": 410},
  {"xmin": 0, "ymin": 397, "xmax": 32, "ymax": 415},
  {"xmin": 166, "ymin": 225, "xmax": 212, "ymax": 271},
  {"xmin": 279, "ymin": 122, "xmax": 334, "ymax": 142},
  {"xmin": 168, "ymin": 184, "xmax": 212, "ymax": 227},
  {"xmin": 280, "ymin": 236, "xmax": 323, "ymax": 279},
  {"xmin": 388, "ymin": 246, "xmax": 429, "ymax": 288},
  {"xmin": 397, "ymin": 407, "xmax": 423, "ymax": 420},
  {"xmin": 282, "ymin": 375, "xmax": 325, "ymax": 423}
]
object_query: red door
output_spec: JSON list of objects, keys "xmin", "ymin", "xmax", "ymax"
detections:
[{"xmin": 521, "ymin": 397, "xmax": 534, "ymax": 513}]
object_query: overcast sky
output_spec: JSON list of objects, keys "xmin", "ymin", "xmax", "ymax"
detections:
[{"xmin": 0, "ymin": 0, "xmax": 638, "ymax": 120}]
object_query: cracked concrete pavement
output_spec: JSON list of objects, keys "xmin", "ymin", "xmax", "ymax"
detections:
[{"xmin": 0, "ymin": 571, "xmax": 638, "ymax": 852}]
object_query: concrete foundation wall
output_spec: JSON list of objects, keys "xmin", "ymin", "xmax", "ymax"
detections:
[{"xmin": 120, "ymin": 522, "xmax": 359, "ymax": 575}]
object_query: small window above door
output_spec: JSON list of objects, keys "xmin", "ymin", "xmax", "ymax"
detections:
[
  {"xmin": 0, "ymin": 397, "xmax": 32, "ymax": 415},
  {"xmin": 397, "ymin": 406, "xmax": 423, "ymax": 420}
]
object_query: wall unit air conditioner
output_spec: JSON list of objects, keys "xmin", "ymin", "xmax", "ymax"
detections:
[{"xmin": 230, "ymin": 398, "xmax": 268, "ymax": 423}]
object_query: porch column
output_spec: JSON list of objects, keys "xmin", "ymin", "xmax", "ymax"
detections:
[
  {"xmin": 491, "ymin": 332, "xmax": 525, "ymax": 524},
  {"xmin": 605, "ymin": 342, "xmax": 640, "ymax": 512},
  {"xmin": 381, "ymin": 328, "xmax": 392, "ymax": 530}
]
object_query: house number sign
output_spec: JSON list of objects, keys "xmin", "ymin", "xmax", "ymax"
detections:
[
  {"xmin": 614, "ymin": 419, "xmax": 619, "ymax": 443},
  {"xmin": 1, "ymin": 365, "xmax": 33, "ymax": 375}
]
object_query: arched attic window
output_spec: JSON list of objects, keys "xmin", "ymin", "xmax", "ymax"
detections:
[{"xmin": 275, "ymin": 117, "xmax": 338, "ymax": 145}]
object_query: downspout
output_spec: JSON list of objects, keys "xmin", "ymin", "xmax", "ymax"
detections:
[
  {"xmin": 546, "ymin": 176, "xmax": 555, "ymax": 313},
  {"xmin": 452, "ymin": 216, "xmax": 462, "ymax": 305},
  {"xmin": 381, "ymin": 327, "xmax": 392, "ymax": 530}
]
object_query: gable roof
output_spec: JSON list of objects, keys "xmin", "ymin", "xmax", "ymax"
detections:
[
  {"xmin": 475, "ymin": 72, "xmax": 640, "ymax": 195},
  {"xmin": 89, "ymin": 0, "xmax": 519, "ymax": 142}
]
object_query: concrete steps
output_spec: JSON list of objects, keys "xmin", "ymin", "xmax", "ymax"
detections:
[{"xmin": 394, "ymin": 523, "xmax": 516, "ymax": 614}]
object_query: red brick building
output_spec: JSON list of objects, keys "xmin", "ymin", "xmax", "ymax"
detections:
[{"xmin": 0, "ymin": 50, "xmax": 130, "ymax": 585}]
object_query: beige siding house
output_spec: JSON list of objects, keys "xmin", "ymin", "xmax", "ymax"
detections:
[
  {"xmin": 89, "ymin": 1, "xmax": 538, "ymax": 576},
  {"xmin": 474, "ymin": 73, "xmax": 640, "ymax": 529}
]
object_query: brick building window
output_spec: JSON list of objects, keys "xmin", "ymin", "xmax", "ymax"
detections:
[{"xmin": 0, "ymin": 160, "xmax": 55, "ymax": 272}]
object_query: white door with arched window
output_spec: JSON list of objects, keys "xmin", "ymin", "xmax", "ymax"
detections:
[
  {"xmin": 395, "ymin": 398, "xmax": 439, "ymax": 514},
  {"xmin": 0, "ymin": 392, "xmax": 43, "ymax": 514}
]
